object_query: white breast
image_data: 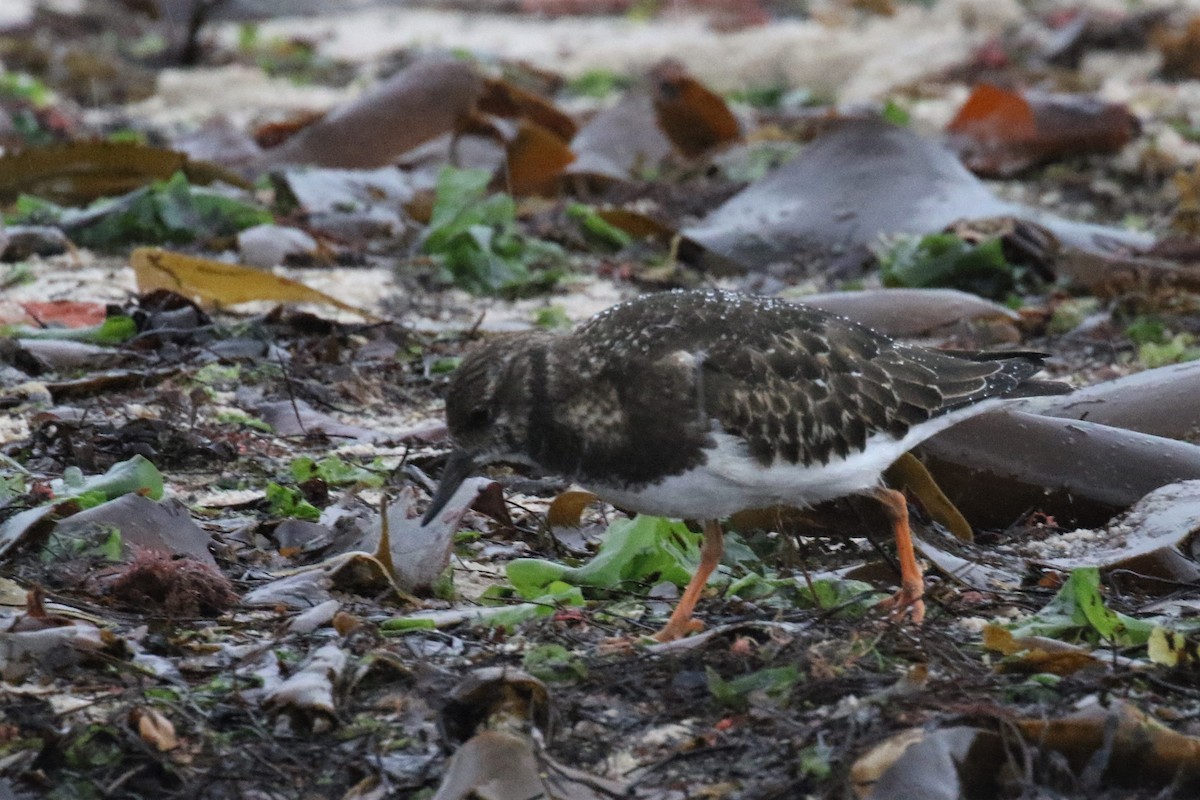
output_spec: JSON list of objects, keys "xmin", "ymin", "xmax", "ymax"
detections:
[{"xmin": 588, "ymin": 400, "xmax": 1006, "ymax": 519}]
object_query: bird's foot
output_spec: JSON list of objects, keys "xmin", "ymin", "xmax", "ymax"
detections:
[
  {"xmin": 595, "ymin": 617, "xmax": 704, "ymax": 652},
  {"xmin": 650, "ymin": 616, "xmax": 705, "ymax": 643},
  {"xmin": 877, "ymin": 585, "xmax": 926, "ymax": 625}
]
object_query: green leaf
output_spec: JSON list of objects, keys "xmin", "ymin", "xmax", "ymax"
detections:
[
  {"xmin": 215, "ymin": 410, "xmax": 273, "ymax": 432},
  {"xmin": 75, "ymin": 490, "xmax": 109, "ymax": 511},
  {"xmin": 51, "ymin": 455, "xmax": 164, "ymax": 503},
  {"xmin": 0, "ymin": 70, "xmax": 53, "ymax": 106},
  {"xmin": 566, "ymin": 69, "xmax": 631, "ymax": 98},
  {"xmin": 7, "ymin": 172, "xmax": 271, "ymax": 249},
  {"xmin": 878, "ymin": 233, "xmax": 1015, "ymax": 300},
  {"xmin": 1138, "ymin": 334, "xmax": 1200, "ymax": 368},
  {"xmin": 506, "ymin": 515, "xmax": 702, "ymax": 598},
  {"xmin": 289, "ymin": 456, "xmax": 385, "ymax": 488},
  {"xmin": 379, "ymin": 616, "xmax": 437, "ymax": 631},
  {"xmin": 533, "ymin": 306, "xmax": 571, "ymax": 330},
  {"xmin": 706, "ymin": 665, "xmax": 800, "ymax": 709},
  {"xmin": 4, "ymin": 315, "xmax": 137, "ymax": 345},
  {"xmin": 522, "ymin": 643, "xmax": 588, "ymax": 682},
  {"xmin": 0, "ymin": 472, "xmax": 24, "ymax": 506},
  {"xmin": 792, "ymin": 577, "xmax": 882, "ymax": 612},
  {"xmin": 567, "ymin": 203, "xmax": 632, "ymax": 250},
  {"xmin": 430, "ymin": 356, "xmax": 461, "ymax": 374},
  {"xmin": 421, "ymin": 166, "xmax": 564, "ymax": 296},
  {"xmin": 881, "ymin": 99, "xmax": 910, "ymax": 126},
  {"xmin": 1008, "ymin": 567, "xmax": 1154, "ymax": 646},
  {"xmin": 97, "ymin": 528, "xmax": 123, "ymax": 561},
  {"xmin": 265, "ymin": 482, "xmax": 320, "ymax": 521},
  {"xmin": 1125, "ymin": 316, "xmax": 1166, "ymax": 345},
  {"xmin": 798, "ymin": 742, "xmax": 834, "ymax": 780}
]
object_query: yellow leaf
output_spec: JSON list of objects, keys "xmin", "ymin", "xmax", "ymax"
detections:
[
  {"xmin": 130, "ymin": 247, "xmax": 376, "ymax": 319},
  {"xmin": 0, "ymin": 141, "xmax": 251, "ymax": 205},
  {"xmin": 546, "ymin": 490, "xmax": 598, "ymax": 530}
]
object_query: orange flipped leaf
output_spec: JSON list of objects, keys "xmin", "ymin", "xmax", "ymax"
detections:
[
  {"xmin": 479, "ymin": 76, "xmax": 577, "ymax": 143},
  {"xmin": 504, "ymin": 120, "xmax": 575, "ymax": 197},
  {"xmin": 947, "ymin": 83, "xmax": 1138, "ymax": 176},
  {"xmin": 253, "ymin": 109, "xmax": 328, "ymax": 149},
  {"xmin": 130, "ymin": 247, "xmax": 375, "ymax": 318},
  {"xmin": 594, "ymin": 208, "xmax": 675, "ymax": 241},
  {"xmin": 948, "ymin": 83, "xmax": 1038, "ymax": 140},
  {"xmin": 650, "ymin": 60, "xmax": 740, "ymax": 159}
]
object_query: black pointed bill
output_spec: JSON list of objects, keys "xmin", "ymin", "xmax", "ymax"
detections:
[{"xmin": 421, "ymin": 449, "xmax": 478, "ymax": 526}]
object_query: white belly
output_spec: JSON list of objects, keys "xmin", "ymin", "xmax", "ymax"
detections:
[{"xmin": 588, "ymin": 401, "xmax": 1005, "ymax": 519}]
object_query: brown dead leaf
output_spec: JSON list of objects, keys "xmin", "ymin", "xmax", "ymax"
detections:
[
  {"xmin": 0, "ymin": 502, "xmax": 74, "ymax": 561},
  {"xmin": 432, "ymin": 666, "xmax": 623, "ymax": 800},
  {"xmin": 1055, "ymin": 247, "xmax": 1200, "ymax": 299},
  {"xmin": 651, "ymin": 60, "xmax": 741, "ymax": 159},
  {"xmin": 919, "ymin": 410, "xmax": 1200, "ymax": 529},
  {"xmin": 0, "ymin": 621, "xmax": 108, "ymax": 682},
  {"xmin": 982, "ymin": 625, "xmax": 1110, "ymax": 676},
  {"xmin": 10, "ymin": 586, "xmax": 72, "ymax": 632},
  {"xmin": 594, "ymin": 208, "xmax": 675, "ymax": 242},
  {"xmin": 259, "ymin": 56, "xmax": 483, "ymax": 169},
  {"xmin": 1154, "ymin": 16, "xmax": 1200, "ymax": 80},
  {"xmin": 52, "ymin": 494, "xmax": 217, "ymax": 567},
  {"xmin": 567, "ymin": 91, "xmax": 674, "ymax": 182},
  {"xmin": 799, "ymin": 288, "xmax": 1018, "ymax": 339},
  {"xmin": 683, "ymin": 119, "xmax": 1152, "ymax": 277},
  {"xmin": 1016, "ymin": 698, "xmax": 1200, "ymax": 785},
  {"xmin": 253, "ymin": 109, "xmax": 328, "ymax": 149},
  {"xmin": 946, "ymin": 84, "xmax": 1138, "ymax": 177},
  {"xmin": 376, "ymin": 482, "xmax": 494, "ymax": 594},
  {"xmin": 131, "ymin": 707, "xmax": 178, "ymax": 752},
  {"xmin": 648, "ymin": 59, "xmax": 739, "ymax": 159},
  {"xmin": 479, "ymin": 76, "xmax": 576, "ymax": 143},
  {"xmin": 0, "ymin": 141, "xmax": 251, "ymax": 205},
  {"xmin": 130, "ymin": 247, "xmax": 375, "ymax": 319},
  {"xmin": 263, "ymin": 643, "xmax": 347, "ymax": 733},
  {"xmin": 853, "ymin": 726, "xmax": 1006, "ymax": 800},
  {"xmin": 1171, "ymin": 164, "xmax": 1200, "ymax": 236},
  {"xmin": 440, "ymin": 667, "xmax": 553, "ymax": 745},
  {"xmin": 332, "ymin": 611, "xmax": 362, "ymax": 636},
  {"xmin": 256, "ymin": 399, "xmax": 390, "ymax": 443},
  {"xmin": 433, "ymin": 730, "xmax": 627, "ymax": 800},
  {"xmin": 1030, "ymin": 480, "xmax": 1200, "ymax": 590},
  {"xmin": 504, "ymin": 120, "xmax": 576, "ymax": 197}
]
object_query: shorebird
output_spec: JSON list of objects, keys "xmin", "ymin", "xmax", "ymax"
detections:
[{"xmin": 423, "ymin": 289, "xmax": 1056, "ymax": 641}]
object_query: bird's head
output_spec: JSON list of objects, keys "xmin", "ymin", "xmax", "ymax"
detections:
[{"xmin": 422, "ymin": 331, "xmax": 555, "ymax": 524}]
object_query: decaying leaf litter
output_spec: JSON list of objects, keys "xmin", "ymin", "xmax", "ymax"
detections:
[{"xmin": 4, "ymin": 0, "xmax": 1200, "ymax": 797}]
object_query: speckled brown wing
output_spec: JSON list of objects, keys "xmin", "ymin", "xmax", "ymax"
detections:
[
  {"xmin": 699, "ymin": 310, "xmax": 1043, "ymax": 468},
  {"xmin": 566, "ymin": 289, "xmax": 1045, "ymax": 473}
]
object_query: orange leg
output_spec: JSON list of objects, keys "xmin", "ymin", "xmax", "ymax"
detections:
[
  {"xmin": 872, "ymin": 488, "xmax": 926, "ymax": 624},
  {"xmin": 652, "ymin": 519, "xmax": 725, "ymax": 642}
]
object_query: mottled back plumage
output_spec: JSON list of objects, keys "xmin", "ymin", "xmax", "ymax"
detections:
[
  {"xmin": 437, "ymin": 290, "xmax": 1052, "ymax": 499},
  {"xmin": 426, "ymin": 289, "xmax": 1061, "ymax": 636}
]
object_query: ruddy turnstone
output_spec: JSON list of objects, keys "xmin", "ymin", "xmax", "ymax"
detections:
[{"xmin": 423, "ymin": 289, "xmax": 1055, "ymax": 641}]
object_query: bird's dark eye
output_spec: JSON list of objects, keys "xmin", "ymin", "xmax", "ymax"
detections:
[{"xmin": 466, "ymin": 406, "xmax": 491, "ymax": 429}]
